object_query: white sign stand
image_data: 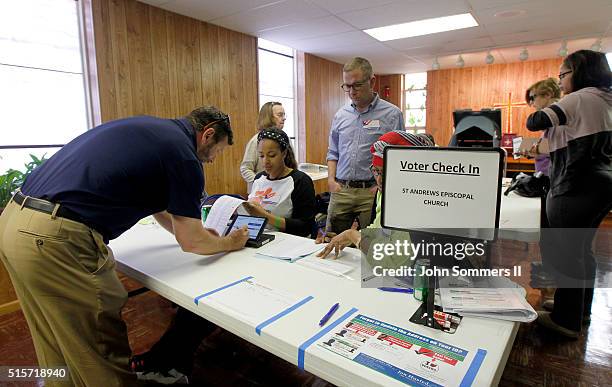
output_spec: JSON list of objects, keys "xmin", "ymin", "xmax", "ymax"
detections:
[{"xmin": 381, "ymin": 146, "xmax": 504, "ymax": 241}]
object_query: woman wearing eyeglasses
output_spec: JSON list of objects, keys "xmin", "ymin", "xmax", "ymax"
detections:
[
  {"xmin": 522, "ymin": 78, "xmax": 561, "ymax": 206},
  {"xmin": 526, "ymin": 50, "xmax": 612, "ymax": 338},
  {"xmin": 522, "ymin": 78, "xmax": 560, "ymax": 175},
  {"xmin": 240, "ymin": 102, "xmax": 287, "ymax": 193}
]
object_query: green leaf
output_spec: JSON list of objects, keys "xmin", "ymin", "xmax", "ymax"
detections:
[{"xmin": 0, "ymin": 154, "xmax": 47, "ymax": 208}]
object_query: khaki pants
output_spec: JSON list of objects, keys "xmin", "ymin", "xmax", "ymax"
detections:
[
  {"xmin": 0, "ymin": 199, "xmax": 138, "ymax": 387},
  {"xmin": 326, "ymin": 185, "xmax": 375, "ymax": 234}
]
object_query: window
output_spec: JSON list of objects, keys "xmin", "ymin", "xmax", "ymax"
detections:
[
  {"xmin": 0, "ymin": 0, "xmax": 88, "ymax": 174},
  {"xmin": 257, "ymin": 39, "xmax": 297, "ymax": 153},
  {"xmin": 403, "ymin": 72, "xmax": 427, "ymax": 134}
]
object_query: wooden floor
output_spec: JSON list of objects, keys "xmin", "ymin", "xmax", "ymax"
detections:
[{"xmin": 1, "ymin": 230, "xmax": 611, "ymax": 386}]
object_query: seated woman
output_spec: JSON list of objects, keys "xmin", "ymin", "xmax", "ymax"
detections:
[
  {"xmin": 240, "ymin": 102, "xmax": 286, "ymax": 193},
  {"xmin": 131, "ymin": 129, "xmax": 315, "ymax": 378},
  {"xmin": 244, "ymin": 127, "xmax": 316, "ymax": 237},
  {"xmin": 317, "ymin": 131, "xmax": 434, "ymax": 258}
]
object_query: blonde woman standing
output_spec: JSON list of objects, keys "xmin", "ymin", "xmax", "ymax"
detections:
[{"xmin": 240, "ymin": 102, "xmax": 286, "ymax": 193}]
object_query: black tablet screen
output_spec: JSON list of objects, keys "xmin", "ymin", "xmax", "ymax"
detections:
[{"xmin": 226, "ymin": 215, "xmax": 266, "ymax": 240}]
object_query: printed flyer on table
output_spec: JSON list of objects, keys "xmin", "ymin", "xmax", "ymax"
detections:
[{"xmin": 317, "ymin": 315, "xmax": 486, "ymax": 387}]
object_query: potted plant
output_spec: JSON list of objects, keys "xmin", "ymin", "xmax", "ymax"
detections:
[{"xmin": 0, "ymin": 154, "xmax": 47, "ymax": 214}]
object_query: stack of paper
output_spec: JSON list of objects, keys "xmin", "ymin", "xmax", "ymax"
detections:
[
  {"xmin": 439, "ymin": 276, "xmax": 537, "ymax": 322},
  {"xmin": 295, "ymin": 256, "xmax": 354, "ymax": 277},
  {"xmin": 202, "ymin": 278, "xmax": 304, "ymax": 325},
  {"xmin": 256, "ymin": 235, "xmax": 323, "ymax": 262}
]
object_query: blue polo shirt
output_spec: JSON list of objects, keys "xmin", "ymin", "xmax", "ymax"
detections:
[
  {"xmin": 21, "ymin": 116, "xmax": 204, "ymax": 242},
  {"xmin": 326, "ymin": 93, "xmax": 404, "ymax": 181}
]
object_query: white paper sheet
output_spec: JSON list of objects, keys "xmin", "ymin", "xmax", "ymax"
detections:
[
  {"xmin": 296, "ymin": 256, "xmax": 353, "ymax": 276},
  {"xmin": 202, "ymin": 278, "xmax": 302, "ymax": 325},
  {"xmin": 203, "ymin": 195, "xmax": 245, "ymax": 235},
  {"xmin": 256, "ymin": 235, "xmax": 323, "ymax": 262}
]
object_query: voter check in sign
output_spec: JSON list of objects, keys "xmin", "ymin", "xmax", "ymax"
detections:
[{"xmin": 381, "ymin": 147, "xmax": 504, "ymax": 241}]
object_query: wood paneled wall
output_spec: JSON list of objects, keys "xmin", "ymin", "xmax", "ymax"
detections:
[
  {"xmin": 374, "ymin": 74, "xmax": 403, "ymax": 111},
  {"xmin": 0, "ymin": 0, "xmax": 260, "ymax": 314},
  {"xmin": 426, "ymin": 58, "xmax": 563, "ymax": 146},
  {"xmin": 297, "ymin": 53, "xmax": 347, "ymax": 193},
  {"xmin": 89, "ymin": 0, "xmax": 259, "ymax": 196}
]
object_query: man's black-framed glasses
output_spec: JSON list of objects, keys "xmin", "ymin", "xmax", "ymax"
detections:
[{"xmin": 341, "ymin": 78, "xmax": 371, "ymax": 92}]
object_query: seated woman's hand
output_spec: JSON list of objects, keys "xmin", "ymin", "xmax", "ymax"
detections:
[
  {"xmin": 317, "ymin": 229, "xmax": 361, "ymax": 259},
  {"xmin": 243, "ymin": 201, "xmax": 268, "ymax": 218}
]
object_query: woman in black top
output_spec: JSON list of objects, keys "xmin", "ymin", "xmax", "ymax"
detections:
[
  {"xmin": 244, "ymin": 127, "xmax": 316, "ymax": 237},
  {"xmin": 526, "ymin": 50, "xmax": 612, "ymax": 338}
]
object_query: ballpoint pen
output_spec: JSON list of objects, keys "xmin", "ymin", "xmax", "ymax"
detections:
[
  {"xmin": 362, "ymin": 274, "xmax": 376, "ymax": 282},
  {"xmin": 317, "ymin": 228, "xmax": 329, "ymax": 243},
  {"xmin": 319, "ymin": 303, "xmax": 340, "ymax": 327},
  {"xmin": 377, "ymin": 287, "xmax": 414, "ymax": 294}
]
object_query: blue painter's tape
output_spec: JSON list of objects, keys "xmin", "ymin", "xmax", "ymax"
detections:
[
  {"xmin": 297, "ymin": 307, "xmax": 358, "ymax": 370},
  {"xmin": 193, "ymin": 275, "xmax": 254, "ymax": 305},
  {"xmin": 255, "ymin": 295, "xmax": 314, "ymax": 336},
  {"xmin": 460, "ymin": 348, "xmax": 487, "ymax": 387}
]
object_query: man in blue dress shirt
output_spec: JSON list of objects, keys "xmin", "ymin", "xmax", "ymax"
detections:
[{"xmin": 326, "ymin": 57, "xmax": 404, "ymax": 233}]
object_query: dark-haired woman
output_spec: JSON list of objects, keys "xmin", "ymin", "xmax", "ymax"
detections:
[
  {"xmin": 527, "ymin": 50, "xmax": 612, "ymax": 338},
  {"xmin": 244, "ymin": 128, "xmax": 316, "ymax": 237}
]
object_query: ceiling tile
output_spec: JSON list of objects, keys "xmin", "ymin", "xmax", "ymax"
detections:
[
  {"xmin": 434, "ymin": 36, "xmax": 495, "ymax": 55},
  {"xmin": 337, "ymin": 0, "xmax": 470, "ymax": 30},
  {"xmin": 465, "ymin": 0, "xmax": 531, "ymax": 10},
  {"xmin": 307, "ymin": 0, "xmax": 398, "ymax": 15},
  {"xmin": 491, "ymin": 20, "xmax": 611, "ymax": 46},
  {"xmin": 258, "ymin": 16, "xmax": 354, "ymax": 42},
  {"xmin": 383, "ymin": 26, "xmax": 488, "ymax": 50},
  {"xmin": 291, "ymin": 30, "xmax": 378, "ymax": 52},
  {"xmin": 477, "ymin": 1, "xmax": 612, "ymax": 35},
  {"xmin": 210, "ymin": 0, "xmax": 330, "ymax": 34},
  {"xmin": 155, "ymin": 0, "xmax": 278, "ymax": 22}
]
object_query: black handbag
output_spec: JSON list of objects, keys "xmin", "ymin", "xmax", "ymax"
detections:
[{"xmin": 504, "ymin": 172, "xmax": 550, "ymax": 198}]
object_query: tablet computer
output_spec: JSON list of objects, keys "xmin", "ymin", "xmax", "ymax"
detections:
[{"xmin": 225, "ymin": 215, "xmax": 275, "ymax": 247}]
